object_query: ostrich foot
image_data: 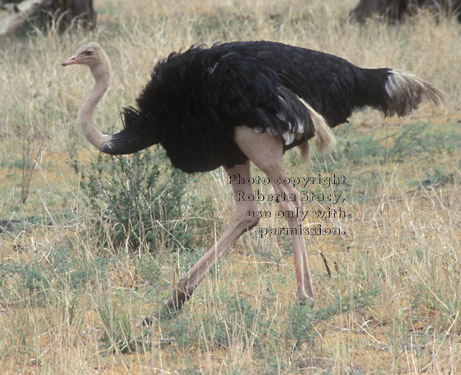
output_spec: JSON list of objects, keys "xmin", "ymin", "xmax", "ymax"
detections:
[
  {"xmin": 166, "ymin": 287, "xmax": 194, "ymax": 310},
  {"xmin": 298, "ymin": 291, "xmax": 315, "ymax": 308}
]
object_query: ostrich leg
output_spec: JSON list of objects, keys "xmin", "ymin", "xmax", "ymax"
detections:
[
  {"xmin": 167, "ymin": 160, "xmax": 260, "ymax": 309},
  {"xmin": 234, "ymin": 126, "xmax": 315, "ymax": 305}
]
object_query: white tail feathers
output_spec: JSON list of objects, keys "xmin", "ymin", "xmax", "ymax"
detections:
[
  {"xmin": 295, "ymin": 70, "xmax": 443, "ymax": 163},
  {"xmin": 298, "ymin": 98, "xmax": 336, "ymax": 163},
  {"xmin": 385, "ymin": 69, "xmax": 444, "ymax": 117}
]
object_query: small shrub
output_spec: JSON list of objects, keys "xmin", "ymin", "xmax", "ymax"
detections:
[
  {"xmin": 49, "ymin": 249, "xmax": 109, "ymax": 289},
  {"xmin": 0, "ymin": 263, "xmax": 49, "ymax": 294},
  {"xmin": 390, "ymin": 122, "xmax": 460, "ymax": 162},
  {"xmin": 285, "ymin": 286, "xmax": 379, "ymax": 348},
  {"xmin": 391, "ymin": 122, "xmax": 430, "ymax": 161},
  {"xmin": 340, "ymin": 136, "xmax": 385, "ymax": 165},
  {"xmin": 70, "ymin": 146, "xmax": 213, "ymax": 253},
  {"xmin": 163, "ymin": 294, "xmax": 265, "ymax": 351},
  {"xmin": 420, "ymin": 168, "xmax": 457, "ymax": 187}
]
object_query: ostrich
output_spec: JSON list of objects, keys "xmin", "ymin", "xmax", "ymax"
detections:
[{"xmin": 62, "ymin": 41, "xmax": 443, "ymax": 310}]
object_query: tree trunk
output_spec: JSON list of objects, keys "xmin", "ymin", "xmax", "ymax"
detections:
[
  {"xmin": 0, "ymin": 0, "xmax": 47, "ymax": 36},
  {"xmin": 50, "ymin": 0, "xmax": 96, "ymax": 29},
  {"xmin": 349, "ymin": 0, "xmax": 461, "ymax": 22},
  {"xmin": 0, "ymin": 0, "xmax": 96, "ymax": 36}
]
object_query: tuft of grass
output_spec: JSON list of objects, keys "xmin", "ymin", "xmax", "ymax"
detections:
[{"xmin": 96, "ymin": 295, "xmax": 149, "ymax": 354}]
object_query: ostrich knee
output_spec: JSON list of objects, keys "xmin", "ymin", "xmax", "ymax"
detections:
[{"xmin": 279, "ymin": 189, "xmax": 303, "ymax": 225}]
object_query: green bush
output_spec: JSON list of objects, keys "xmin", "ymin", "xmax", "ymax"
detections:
[{"xmin": 70, "ymin": 147, "xmax": 213, "ymax": 253}]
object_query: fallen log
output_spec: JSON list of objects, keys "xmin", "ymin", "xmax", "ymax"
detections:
[
  {"xmin": 0, "ymin": 0, "xmax": 46, "ymax": 36},
  {"xmin": 0, "ymin": 0, "xmax": 96, "ymax": 36}
]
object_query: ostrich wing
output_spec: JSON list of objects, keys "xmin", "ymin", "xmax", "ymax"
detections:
[
  {"xmin": 129, "ymin": 47, "xmax": 317, "ymax": 172},
  {"xmin": 207, "ymin": 51, "xmax": 315, "ymax": 144}
]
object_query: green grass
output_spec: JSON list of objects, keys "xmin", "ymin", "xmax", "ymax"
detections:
[{"xmin": 0, "ymin": 0, "xmax": 460, "ymax": 373}]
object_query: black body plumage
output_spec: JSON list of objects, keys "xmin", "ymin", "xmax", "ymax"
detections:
[{"xmin": 113, "ymin": 41, "xmax": 394, "ymax": 172}]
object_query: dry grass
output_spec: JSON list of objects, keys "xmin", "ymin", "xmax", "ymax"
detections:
[{"xmin": 0, "ymin": 0, "xmax": 460, "ymax": 373}]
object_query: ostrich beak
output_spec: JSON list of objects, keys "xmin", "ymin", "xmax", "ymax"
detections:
[{"xmin": 62, "ymin": 56, "xmax": 84, "ymax": 66}]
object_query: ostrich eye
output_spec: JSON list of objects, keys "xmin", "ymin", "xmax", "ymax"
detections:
[{"xmin": 83, "ymin": 50, "xmax": 93, "ymax": 56}]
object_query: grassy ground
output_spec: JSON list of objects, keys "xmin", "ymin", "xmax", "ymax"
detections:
[{"xmin": 0, "ymin": 0, "xmax": 460, "ymax": 373}]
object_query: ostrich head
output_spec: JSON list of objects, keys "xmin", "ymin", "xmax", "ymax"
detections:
[
  {"xmin": 62, "ymin": 42, "xmax": 110, "ymax": 81},
  {"xmin": 62, "ymin": 42, "xmax": 103, "ymax": 66}
]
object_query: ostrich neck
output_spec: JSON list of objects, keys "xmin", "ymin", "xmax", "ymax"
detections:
[{"xmin": 80, "ymin": 62, "xmax": 111, "ymax": 151}]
